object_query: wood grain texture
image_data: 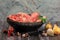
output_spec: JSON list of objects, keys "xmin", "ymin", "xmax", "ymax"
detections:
[{"xmin": 1, "ymin": 33, "xmax": 60, "ymax": 40}]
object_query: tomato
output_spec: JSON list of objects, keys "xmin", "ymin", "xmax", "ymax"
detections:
[
  {"xmin": 22, "ymin": 17, "xmax": 27, "ymax": 22},
  {"xmin": 19, "ymin": 13, "xmax": 30, "ymax": 22},
  {"xmin": 31, "ymin": 12, "xmax": 39, "ymax": 18},
  {"xmin": 8, "ymin": 30, "xmax": 11, "ymax": 37},
  {"xmin": 15, "ymin": 14, "xmax": 21, "ymax": 17},
  {"xmin": 9, "ymin": 15, "xmax": 17, "ymax": 21},
  {"xmin": 21, "ymin": 13, "xmax": 30, "ymax": 19},
  {"xmin": 36, "ymin": 19, "xmax": 41, "ymax": 22},
  {"xmin": 8, "ymin": 12, "xmax": 41, "ymax": 23},
  {"xmin": 8, "ymin": 26, "xmax": 14, "ymax": 32},
  {"xmin": 31, "ymin": 12, "xmax": 40, "ymax": 22},
  {"xmin": 29, "ymin": 17, "xmax": 37, "ymax": 22},
  {"xmin": 8, "ymin": 26, "xmax": 14, "ymax": 37}
]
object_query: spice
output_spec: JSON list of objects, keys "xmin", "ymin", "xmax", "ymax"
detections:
[{"xmin": 47, "ymin": 29, "xmax": 54, "ymax": 36}]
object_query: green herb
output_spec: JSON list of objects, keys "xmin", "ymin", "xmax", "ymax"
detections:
[{"xmin": 39, "ymin": 16, "xmax": 47, "ymax": 23}]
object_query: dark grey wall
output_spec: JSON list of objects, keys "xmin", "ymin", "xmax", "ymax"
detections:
[{"xmin": 0, "ymin": 0, "xmax": 60, "ymax": 32}]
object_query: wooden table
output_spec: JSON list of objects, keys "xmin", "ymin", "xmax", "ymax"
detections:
[{"xmin": 0, "ymin": 32, "xmax": 60, "ymax": 40}]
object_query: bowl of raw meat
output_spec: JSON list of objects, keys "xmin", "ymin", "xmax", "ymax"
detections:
[{"xmin": 7, "ymin": 12, "xmax": 43, "ymax": 33}]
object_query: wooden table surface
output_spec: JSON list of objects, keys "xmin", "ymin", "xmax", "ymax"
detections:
[{"xmin": 0, "ymin": 33, "xmax": 60, "ymax": 40}]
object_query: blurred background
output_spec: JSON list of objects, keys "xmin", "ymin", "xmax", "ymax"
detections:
[{"xmin": 0, "ymin": 0, "xmax": 60, "ymax": 32}]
